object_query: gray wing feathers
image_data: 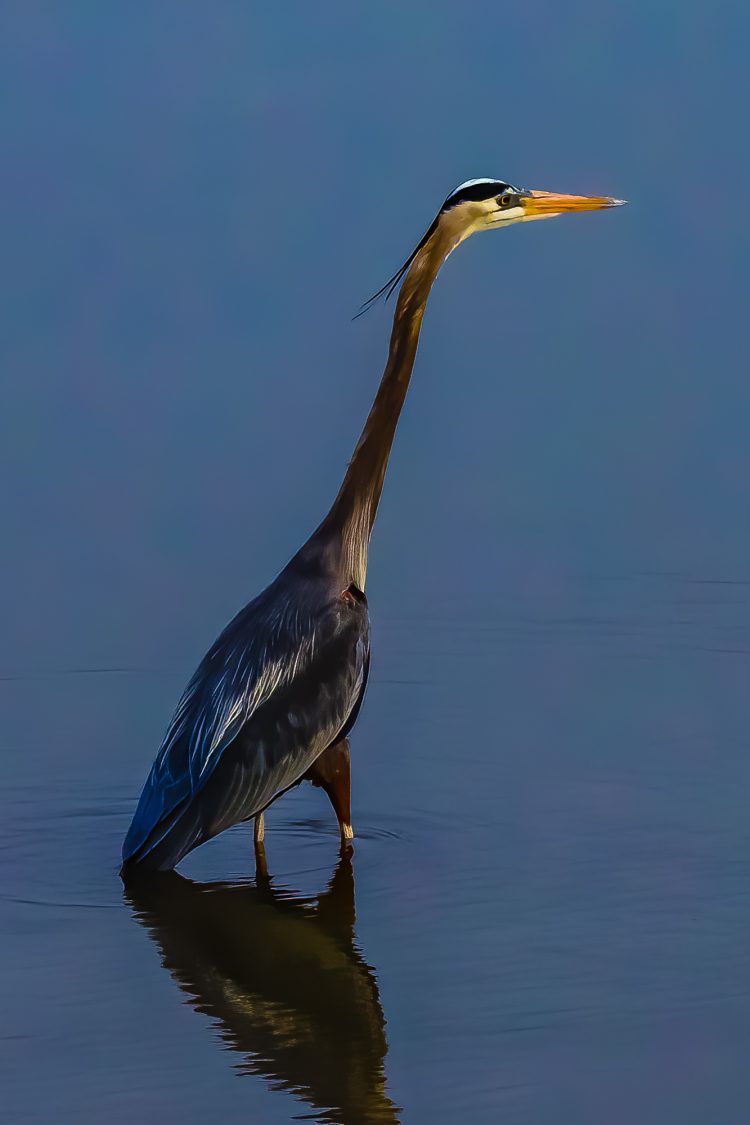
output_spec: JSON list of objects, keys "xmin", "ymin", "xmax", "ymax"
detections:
[{"xmin": 123, "ymin": 587, "xmax": 367, "ymax": 866}]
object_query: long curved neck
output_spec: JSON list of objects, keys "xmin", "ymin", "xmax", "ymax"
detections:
[{"xmin": 315, "ymin": 216, "xmax": 464, "ymax": 589}]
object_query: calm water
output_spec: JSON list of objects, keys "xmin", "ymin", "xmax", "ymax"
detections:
[{"xmin": 3, "ymin": 4, "xmax": 750, "ymax": 1124}]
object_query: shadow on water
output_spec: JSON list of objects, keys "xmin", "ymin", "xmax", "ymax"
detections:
[{"xmin": 124, "ymin": 849, "xmax": 401, "ymax": 1125}]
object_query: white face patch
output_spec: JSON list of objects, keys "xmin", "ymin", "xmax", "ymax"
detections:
[{"xmin": 485, "ymin": 204, "xmax": 526, "ymax": 226}]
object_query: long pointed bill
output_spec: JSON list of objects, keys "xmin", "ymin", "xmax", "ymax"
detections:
[{"xmin": 521, "ymin": 189, "xmax": 626, "ymax": 220}]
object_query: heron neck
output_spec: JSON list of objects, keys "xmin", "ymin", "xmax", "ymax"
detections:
[{"xmin": 320, "ymin": 219, "xmax": 462, "ymax": 589}]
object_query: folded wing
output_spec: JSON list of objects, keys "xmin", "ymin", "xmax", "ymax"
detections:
[{"xmin": 122, "ymin": 580, "xmax": 369, "ymax": 870}]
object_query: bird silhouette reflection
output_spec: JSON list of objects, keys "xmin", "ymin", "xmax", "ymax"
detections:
[{"xmin": 124, "ymin": 848, "xmax": 400, "ymax": 1125}]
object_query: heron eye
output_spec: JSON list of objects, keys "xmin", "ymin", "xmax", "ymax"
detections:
[{"xmin": 500, "ymin": 194, "xmax": 512, "ymax": 207}]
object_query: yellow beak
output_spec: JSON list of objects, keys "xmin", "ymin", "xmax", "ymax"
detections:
[{"xmin": 522, "ymin": 189, "xmax": 626, "ymax": 217}]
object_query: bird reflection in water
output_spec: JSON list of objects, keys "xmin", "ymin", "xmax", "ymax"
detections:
[{"xmin": 124, "ymin": 847, "xmax": 400, "ymax": 1125}]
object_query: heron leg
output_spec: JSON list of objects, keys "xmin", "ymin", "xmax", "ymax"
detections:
[
  {"xmin": 253, "ymin": 813, "xmax": 270, "ymax": 883},
  {"xmin": 305, "ymin": 738, "xmax": 354, "ymax": 841},
  {"xmin": 254, "ymin": 837, "xmax": 270, "ymax": 884}
]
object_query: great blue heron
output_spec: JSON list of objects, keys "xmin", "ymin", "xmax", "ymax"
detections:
[{"xmin": 122, "ymin": 178, "xmax": 624, "ymax": 873}]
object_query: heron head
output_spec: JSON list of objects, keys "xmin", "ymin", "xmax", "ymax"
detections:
[
  {"xmin": 439, "ymin": 177, "xmax": 626, "ymax": 236},
  {"xmin": 357, "ymin": 177, "xmax": 625, "ymax": 315}
]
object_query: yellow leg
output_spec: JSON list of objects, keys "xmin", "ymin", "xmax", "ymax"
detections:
[{"xmin": 254, "ymin": 811, "xmax": 265, "ymax": 844}]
